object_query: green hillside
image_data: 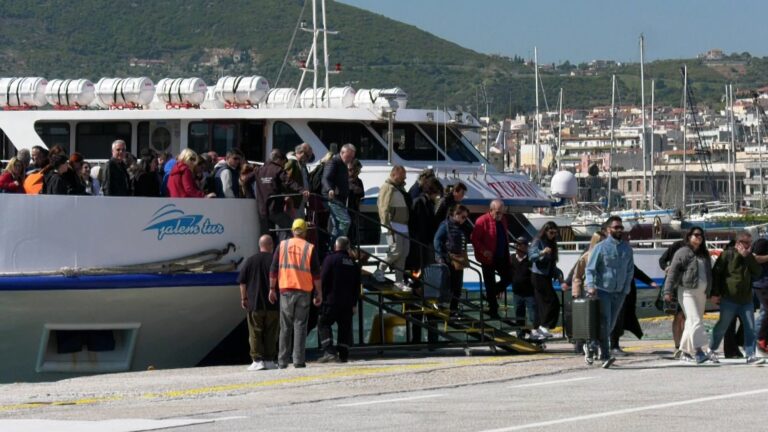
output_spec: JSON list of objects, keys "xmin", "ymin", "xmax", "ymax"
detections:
[{"xmin": 0, "ymin": 0, "xmax": 765, "ymax": 117}]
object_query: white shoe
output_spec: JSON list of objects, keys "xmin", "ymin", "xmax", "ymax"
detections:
[
  {"xmin": 373, "ymin": 269, "xmax": 387, "ymax": 282},
  {"xmin": 538, "ymin": 326, "xmax": 553, "ymax": 338},
  {"xmin": 247, "ymin": 361, "xmax": 266, "ymax": 371},
  {"xmin": 394, "ymin": 282, "xmax": 412, "ymax": 293}
]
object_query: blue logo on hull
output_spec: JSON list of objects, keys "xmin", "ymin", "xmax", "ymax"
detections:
[{"xmin": 144, "ymin": 204, "xmax": 225, "ymax": 240}]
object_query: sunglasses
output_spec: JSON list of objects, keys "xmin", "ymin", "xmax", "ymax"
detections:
[
  {"xmin": 691, "ymin": 233, "xmax": 703, "ymax": 238},
  {"xmin": 610, "ymin": 225, "xmax": 624, "ymax": 230}
]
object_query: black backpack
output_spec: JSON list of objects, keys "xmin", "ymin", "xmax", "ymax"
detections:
[{"xmin": 308, "ymin": 162, "xmax": 325, "ymax": 194}]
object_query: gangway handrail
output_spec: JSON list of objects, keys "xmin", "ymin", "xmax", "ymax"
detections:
[{"xmin": 264, "ymin": 192, "xmax": 504, "ymax": 344}]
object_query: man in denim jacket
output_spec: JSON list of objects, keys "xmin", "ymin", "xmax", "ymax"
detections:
[{"xmin": 585, "ymin": 216, "xmax": 634, "ymax": 368}]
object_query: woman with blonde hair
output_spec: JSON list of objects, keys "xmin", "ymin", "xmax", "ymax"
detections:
[
  {"xmin": 570, "ymin": 231, "xmax": 606, "ymax": 297},
  {"xmin": 167, "ymin": 149, "xmax": 214, "ymax": 198},
  {"xmin": 0, "ymin": 157, "xmax": 26, "ymax": 193}
]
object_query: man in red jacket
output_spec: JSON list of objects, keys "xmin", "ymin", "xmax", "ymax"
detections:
[{"xmin": 470, "ymin": 199, "xmax": 511, "ymax": 319}]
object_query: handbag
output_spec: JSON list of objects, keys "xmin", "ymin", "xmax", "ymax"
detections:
[
  {"xmin": 654, "ymin": 287, "xmax": 678, "ymax": 315},
  {"xmin": 449, "ymin": 252, "xmax": 469, "ymax": 271}
]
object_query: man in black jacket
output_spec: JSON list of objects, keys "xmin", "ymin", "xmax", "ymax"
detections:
[
  {"xmin": 317, "ymin": 236, "xmax": 361, "ymax": 363},
  {"xmin": 322, "ymin": 143, "xmax": 356, "ymax": 247},
  {"xmin": 101, "ymin": 139, "xmax": 131, "ymax": 196},
  {"xmin": 255, "ymin": 149, "xmax": 306, "ymax": 241}
]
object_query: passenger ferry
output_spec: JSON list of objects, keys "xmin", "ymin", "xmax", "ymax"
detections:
[{"xmin": 0, "ymin": 69, "xmax": 567, "ymax": 382}]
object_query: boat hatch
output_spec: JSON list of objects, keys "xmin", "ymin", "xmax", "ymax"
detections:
[{"xmin": 36, "ymin": 323, "xmax": 140, "ymax": 374}]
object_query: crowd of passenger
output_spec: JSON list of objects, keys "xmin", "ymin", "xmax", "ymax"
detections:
[{"xmin": 3, "ymin": 141, "xmax": 767, "ymax": 371}]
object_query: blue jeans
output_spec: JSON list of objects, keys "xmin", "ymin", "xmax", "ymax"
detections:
[
  {"xmin": 597, "ymin": 290, "xmax": 626, "ymax": 359},
  {"xmin": 327, "ymin": 200, "xmax": 351, "ymax": 245},
  {"xmin": 514, "ymin": 295, "xmax": 537, "ymax": 327},
  {"xmin": 710, "ymin": 298, "xmax": 757, "ymax": 357}
]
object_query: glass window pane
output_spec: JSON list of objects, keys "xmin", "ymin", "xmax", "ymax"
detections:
[
  {"xmin": 0, "ymin": 127, "xmax": 15, "ymax": 160},
  {"xmin": 272, "ymin": 121, "xmax": 303, "ymax": 157},
  {"xmin": 34, "ymin": 122, "xmax": 71, "ymax": 154},
  {"xmin": 188, "ymin": 122, "xmax": 209, "ymax": 155},
  {"xmin": 308, "ymin": 121, "xmax": 386, "ymax": 160},
  {"xmin": 212, "ymin": 123, "xmax": 237, "ymax": 156},
  {"xmin": 422, "ymin": 124, "xmax": 479, "ymax": 162},
  {"xmin": 75, "ymin": 122, "xmax": 131, "ymax": 159},
  {"xmin": 371, "ymin": 122, "xmax": 444, "ymax": 161}
]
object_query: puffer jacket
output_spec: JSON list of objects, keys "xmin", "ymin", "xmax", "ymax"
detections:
[{"xmin": 663, "ymin": 245, "xmax": 713, "ymax": 297}]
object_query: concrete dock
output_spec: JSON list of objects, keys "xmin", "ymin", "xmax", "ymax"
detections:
[{"xmin": 1, "ymin": 332, "xmax": 766, "ymax": 432}]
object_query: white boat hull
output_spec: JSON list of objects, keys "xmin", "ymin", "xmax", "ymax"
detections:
[
  {"xmin": 0, "ymin": 195, "xmax": 258, "ymax": 382},
  {"xmin": 0, "ymin": 282, "xmax": 242, "ymax": 382}
]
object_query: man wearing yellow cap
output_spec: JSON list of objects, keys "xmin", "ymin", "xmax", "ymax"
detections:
[{"xmin": 269, "ymin": 218, "xmax": 322, "ymax": 368}]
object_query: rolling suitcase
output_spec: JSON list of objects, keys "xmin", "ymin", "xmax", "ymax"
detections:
[
  {"xmin": 422, "ymin": 263, "xmax": 451, "ymax": 303},
  {"xmin": 571, "ymin": 297, "xmax": 600, "ymax": 341}
]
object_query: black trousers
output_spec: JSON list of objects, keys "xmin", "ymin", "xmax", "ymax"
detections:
[
  {"xmin": 532, "ymin": 273, "xmax": 560, "ymax": 329},
  {"xmin": 448, "ymin": 266, "xmax": 464, "ymax": 311},
  {"xmin": 317, "ymin": 305, "xmax": 353, "ymax": 360},
  {"xmin": 481, "ymin": 262, "xmax": 511, "ymax": 315}
]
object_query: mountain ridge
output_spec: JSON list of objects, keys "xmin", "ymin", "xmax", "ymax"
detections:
[{"xmin": 0, "ymin": 0, "xmax": 764, "ymax": 116}]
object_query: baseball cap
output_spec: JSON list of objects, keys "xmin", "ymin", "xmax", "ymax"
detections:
[{"xmin": 292, "ymin": 218, "xmax": 308, "ymax": 233}]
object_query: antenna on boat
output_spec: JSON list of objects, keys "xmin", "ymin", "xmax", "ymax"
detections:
[{"xmin": 295, "ymin": 0, "xmax": 339, "ymax": 107}]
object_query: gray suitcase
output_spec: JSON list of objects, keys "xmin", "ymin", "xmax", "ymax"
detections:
[
  {"xmin": 422, "ymin": 263, "xmax": 451, "ymax": 302},
  {"xmin": 571, "ymin": 297, "xmax": 600, "ymax": 340}
]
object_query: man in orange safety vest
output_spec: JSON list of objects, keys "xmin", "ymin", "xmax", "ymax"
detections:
[{"xmin": 269, "ymin": 218, "xmax": 322, "ymax": 369}]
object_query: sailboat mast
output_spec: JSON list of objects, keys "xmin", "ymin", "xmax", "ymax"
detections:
[
  {"xmin": 730, "ymin": 84, "xmax": 737, "ymax": 210},
  {"xmin": 650, "ymin": 79, "xmax": 655, "ymax": 207},
  {"xmin": 682, "ymin": 66, "xmax": 688, "ymax": 214},
  {"xmin": 608, "ymin": 75, "xmax": 616, "ymax": 211},
  {"xmin": 757, "ymin": 99, "xmax": 765, "ymax": 210},
  {"xmin": 640, "ymin": 34, "xmax": 648, "ymax": 209},
  {"xmin": 725, "ymin": 85, "xmax": 733, "ymax": 205},
  {"xmin": 534, "ymin": 47, "xmax": 541, "ymax": 179},
  {"xmin": 557, "ymin": 88, "xmax": 563, "ymax": 171}
]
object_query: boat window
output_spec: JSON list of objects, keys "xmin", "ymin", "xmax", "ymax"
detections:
[
  {"xmin": 421, "ymin": 124, "xmax": 479, "ymax": 162},
  {"xmin": 371, "ymin": 122, "xmax": 444, "ymax": 161},
  {"xmin": 212, "ymin": 123, "xmax": 237, "ymax": 155},
  {"xmin": 137, "ymin": 121, "xmax": 150, "ymax": 154},
  {"xmin": 34, "ymin": 122, "xmax": 71, "ymax": 154},
  {"xmin": 240, "ymin": 121, "xmax": 265, "ymax": 162},
  {"xmin": 0, "ymin": 127, "xmax": 16, "ymax": 160},
  {"xmin": 308, "ymin": 121, "xmax": 387, "ymax": 160},
  {"xmin": 188, "ymin": 121, "xmax": 240, "ymax": 156},
  {"xmin": 273, "ymin": 121, "xmax": 304, "ymax": 157},
  {"xmin": 75, "ymin": 122, "xmax": 132, "ymax": 159}
]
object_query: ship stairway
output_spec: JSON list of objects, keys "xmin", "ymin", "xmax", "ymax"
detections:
[
  {"xmin": 359, "ymin": 273, "xmax": 541, "ymax": 354},
  {"xmin": 266, "ymin": 193, "xmax": 542, "ymax": 356}
]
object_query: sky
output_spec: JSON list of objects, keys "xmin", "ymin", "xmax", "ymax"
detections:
[{"xmin": 337, "ymin": 0, "xmax": 768, "ymax": 64}]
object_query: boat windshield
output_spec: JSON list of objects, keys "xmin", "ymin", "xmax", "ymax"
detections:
[
  {"xmin": 371, "ymin": 122, "xmax": 444, "ymax": 161},
  {"xmin": 308, "ymin": 121, "xmax": 387, "ymax": 160},
  {"xmin": 420, "ymin": 123, "xmax": 479, "ymax": 163}
]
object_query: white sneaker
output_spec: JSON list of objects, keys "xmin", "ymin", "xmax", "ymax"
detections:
[
  {"xmin": 247, "ymin": 361, "xmax": 266, "ymax": 371},
  {"xmin": 373, "ymin": 269, "xmax": 387, "ymax": 282},
  {"xmin": 394, "ymin": 282, "xmax": 412, "ymax": 293},
  {"xmin": 538, "ymin": 326, "xmax": 553, "ymax": 338}
]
